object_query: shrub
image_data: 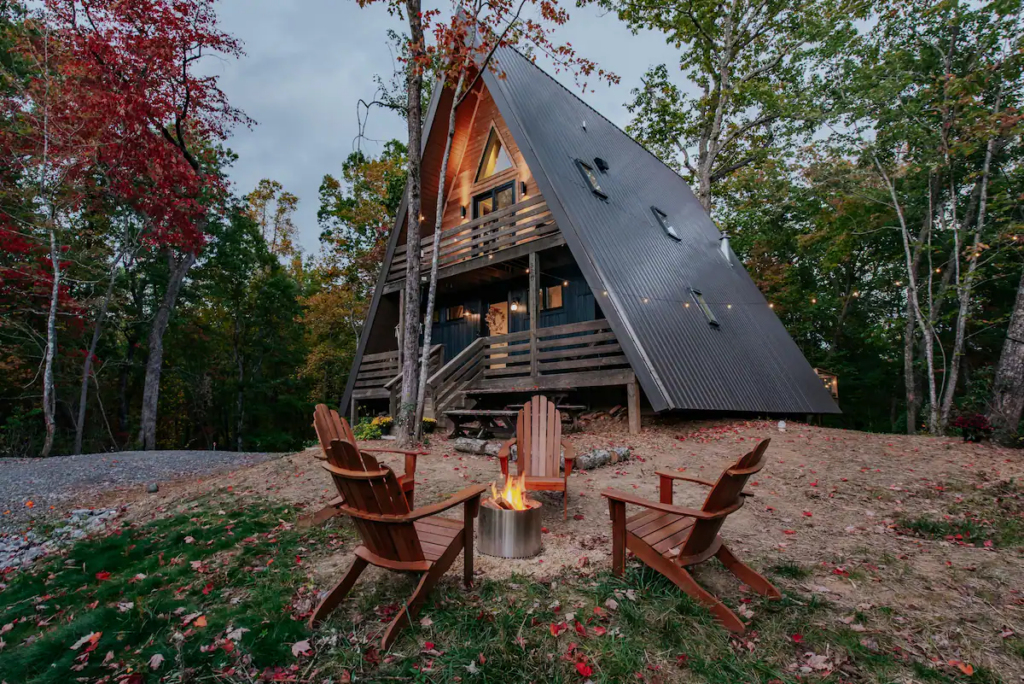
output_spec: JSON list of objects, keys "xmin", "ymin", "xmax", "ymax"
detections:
[
  {"xmin": 951, "ymin": 413, "xmax": 994, "ymax": 443},
  {"xmin": 353, "ymin": 418, "xmax": 383, "ymax": 441}
]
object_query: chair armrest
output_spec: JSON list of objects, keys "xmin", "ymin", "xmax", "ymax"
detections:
[
  {"xmin": 405, "ymin": 484, "xmax": 488, "ymax": 522},
  {"xmin": 361, "ymin": 448, "xmax": 430, "ymax": 456},
  {"xmin": 601, "ymin": 488, "xmax": 732, "ymax": 520},
  {"xmin": 562, "ymin": 440, "xmax": 575, "ymax": 478},
  {"xmin": 656, "ymin": 471, "xmax": 715, "ymax": 487},
  {"xmin": 497, "ymin": 438, "xmax": 516, "ymax": 478},
  {"xmin": 656, "ymin": 471, "xmax": 754, "ymax": 498}
]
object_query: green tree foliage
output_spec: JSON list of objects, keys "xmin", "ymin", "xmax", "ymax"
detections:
[
  {"xmin": 299, "ymin": 142, "xmax": 408, "ymax": 405},
  {"xmin": 605, "ymin": 0, "xmax": 864, "ymax": 209}
]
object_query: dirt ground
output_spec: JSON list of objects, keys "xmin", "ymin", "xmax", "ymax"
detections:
[{"xmin": 91, "ymin": 416, "xmax": 1024, "ymax": 678}]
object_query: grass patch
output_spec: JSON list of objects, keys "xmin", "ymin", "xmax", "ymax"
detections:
[
  {"xmin": 1, "ymin": 496, "xmax": 1009, "ymax": 683},
  {"xmin": 0, "ymin": 496, "xmax": 333, "ymax": 683},
  {"xmin": 897, "ymin": 479, "xmax": 1024, "ymax": 548},
  {"xmin": 770, "ymin": 562, "xmax": 811, "ymax": 580}
]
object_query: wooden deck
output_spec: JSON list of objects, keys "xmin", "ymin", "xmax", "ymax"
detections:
[
  {"xmin": 352, "ymin": 320, "xmax": 640, "ymax": 434},
  {"xmin": 427, "ymin": 319, "xmax": 639, "ymax": 432},
  {"xmin": 384, "ymin": 196, "xmax": 561, "ymax": 291}
]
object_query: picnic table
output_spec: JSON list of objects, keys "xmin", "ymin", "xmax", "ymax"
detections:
[
  {"xmin": 505, "ymin": 403, "xmax": 587, "ymax": 432},
  {"xmin": 444, "ymin": 409, "xmax": 519, "ymax": 438}
]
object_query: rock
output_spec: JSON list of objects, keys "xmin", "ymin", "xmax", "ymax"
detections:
[
  {"xmin": 147, "ymin": 483, "xmax": 159, "ymax": 493},
  {"xmin": 452, "ymin": 437, "xmax": 490, "ymax": 455}
]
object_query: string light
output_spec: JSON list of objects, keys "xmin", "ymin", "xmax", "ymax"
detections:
[
  {"xmin": 602, "ymin": 290, "xmax": 608, "ymax": 296},
  {"xmin": 895, "ymin": 280, "xmax": 902, "ymax": 286},
  {"xmin": 563, "ymin": 280, "xmax": 569, "ymax": 286},
  {"xmin": 769, "ymin": 303, "xmax": 775, "ymax": 309},
  {"xmin": 811, "ymin": 298, "xmax": 817, "ymax": 304},
  {"xmin": 935, "ymin": 268, "xmax": 941, "ymax": 273},
  {"xmin": 853, "ymin": 291, "xmax": 860, "ymax": 298},
  {"xmin": 525, "ymin": 268, "xmax": 530, "ymax": 273},
  {"xmin": 727, "ymin": 304, "xmax": 732, "ymax": 309},
  {"xmin": 642, "ymin": 297, "xmax": 649, "ymax": 303},
  {"xmin": 684, "ymin": 302, "xmax": 690, "ymax": 308}
]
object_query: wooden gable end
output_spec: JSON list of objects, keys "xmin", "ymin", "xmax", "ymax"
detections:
[{"xmin": 402, "ymin": 77, "xmax": 543, "ymax": 249}]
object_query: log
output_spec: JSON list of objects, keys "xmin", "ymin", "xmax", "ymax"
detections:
[{"xmin": 452, "ymin": 439, "xmax": 631, "ymax": 471}]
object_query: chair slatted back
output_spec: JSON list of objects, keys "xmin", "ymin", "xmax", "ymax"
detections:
[
  {"xmin": 515, "ymin": 396, "xmax": 562, "ymax": 478},
  {"xmin": 323, "ymin": 438, "xmax": 424, "ymax": 563},
  {"xmin": 313, "ymin": 404, "xmax": 356, "ymax": 454},
  {"xmin": 678, "ymin": 439, "xmax": 771, "ymax": 562}
]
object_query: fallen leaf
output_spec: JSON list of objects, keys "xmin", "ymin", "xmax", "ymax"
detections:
[
  {"xmin": 226, "ymin": 627, "xmax": 249, "ymax": 641},
  {"xmin": 420, "ymin": 616, "xmax": 433, "ymax": 628},
  {"xmin": 291, "ymin": 639, "xmax": 312, "ymax": 657},
  {"xmin": 148, "ymin": 653, "xmax": 165, "ymax": 670},
  {"xmin": 575, "ymin": 662, "xmax": 593, "ymax": 676},
  {"xmin": 71, "ymin": 632, "xmax": 101, "ymax": 651}
]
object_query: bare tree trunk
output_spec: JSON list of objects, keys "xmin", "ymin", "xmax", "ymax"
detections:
[
  {"xmin": 138, "ymin": 249, "xmax": 196, "ymax": 450},
  {"xmin": 939, "ymin": 108, "xmax": 999, "ymax": 431},
  {"xmin": 903, "ymin": 292, "xmax": 918, "ymax": 434},
  {"xmin": 234, "ymin": 319, "xmax": 244, "ymax": 451},
  {"xmin": 874, "ymin": 156, "xmax": 939, "ymax": 434},
  {"xmin": 41, "ymin": 229, "xmax": 60, "ymax": 457},
  {"xmin": 396, "ymin": 0, "xmax": 426, "ymax": 447},
  {"xmin": 74, "ymin": 251, "xmax": 123, "ymax": 454},
  {"xmin": 990, "ymin": 271, "xmax": 1024, "ymax": 444},
  {"xmin": 415, "ymin": 71, "xmax": 466, "ymax": 437}
]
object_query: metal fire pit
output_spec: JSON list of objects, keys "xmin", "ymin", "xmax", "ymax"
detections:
[{"xmin": 478, "ymin": 501, "xmax": 543, "ymax": 558}]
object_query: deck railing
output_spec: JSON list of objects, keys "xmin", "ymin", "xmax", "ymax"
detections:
[
  {"xmin": 364, "ymin": 320, "xmax": 627, "ymax": 414},
  {"xmin": 479, "ymin": 319, "xmax": 628, "ymax": 381},
  {"xmin": 387, "ymin": 196, "xmax": 558, "ymax": 283}
]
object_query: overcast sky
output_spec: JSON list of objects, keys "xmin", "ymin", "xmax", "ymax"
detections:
[{"xmin": 211, "ymin": 1, "xmax": 681, "ymax": 253}]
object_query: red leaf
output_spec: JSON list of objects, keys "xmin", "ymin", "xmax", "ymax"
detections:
[
  {"xmin": 676, "ymin": 654, "xmax": 689, "ymax": 667},
  {"xmin": 573, "ymin": 514, "xmax": 585, "ymax": 521},
  {"xmin": 575, "ymin": 662, "xmax": 593, "ymax": 677},
  {"xmin": 574, "ymin": 621, "xmax": 587, "ymax": 637},
  {"xmin": 202, "ymin": 582, "xmax": 214, "ymax": 595},
  {"xmin": 95, "ymin": 571, "xmax": 111, "ymax": 582},
  {"xmin": 550, "ymin": 622, "xmax": 567, "ymax": 637},
  {"xmin": 791, "ymin": 633, "xmax": 804, "ymax": 643}
]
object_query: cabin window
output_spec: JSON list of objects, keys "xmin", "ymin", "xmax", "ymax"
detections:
[
  {"xmin": 689, "ymin": 288, "xmax": 719, "ymax": 327},
  {"xmin": 444, "ymin": 305, "xmax": 464, "ymax": 322},
  {"xmin": 476, "ymin": 128, "xmax": 514, "ymax": 182},
  {"xmin": 575, "ymin": 159, "xmax": 607, "ymax": 198},
  {"xmin": 651, "ymin": 206, "xmax": 680, "ymax": 240},
  {"xmin": 473, "ymin": 181, "xmax": 515, "ymax": 219},
  {"xmin": 541, "ymin": 285, "xmax": 564, "ymax": 310}
]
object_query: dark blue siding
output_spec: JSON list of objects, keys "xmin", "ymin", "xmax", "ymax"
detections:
[{"xmin": 429, "ymin": 269, "xmax": 594, "ymax": 359}]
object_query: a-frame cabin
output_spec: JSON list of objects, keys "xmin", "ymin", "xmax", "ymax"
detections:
[{"xmin": 342, "ymin": 47, "xmax": 840, "ymax": 435}]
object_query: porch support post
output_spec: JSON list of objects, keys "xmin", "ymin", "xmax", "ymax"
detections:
[
  {"xmin": 529, "ymin": 252, "xmax": 539, "ymax": 378},
  {"xmin": 397, "ymin": 289, "xmax": 406, "ymax": 368},
  {"xmin": 627, "ymin": 374, "xmax": 641, "ymax": 435}
]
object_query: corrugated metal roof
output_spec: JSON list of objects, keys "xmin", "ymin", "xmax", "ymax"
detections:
[{"xmin": 484, "ymin": 48, "xmax": 840, "ymax": 414}]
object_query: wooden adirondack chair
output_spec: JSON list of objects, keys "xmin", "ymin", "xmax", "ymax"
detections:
[
  {"xmin": 303, "ymin": 404, "xmax": 427, "ymax": 528},
  {"xmin": 309, "ymin": 437, "xmax": 486, "ymax": 649},
  {"xmin": 602, "ymin": 439, "xmax": 779, "ymax": 634},
  {"xmin": 498, "ymin": 396, "xmax": 576, "ymax": 519}
]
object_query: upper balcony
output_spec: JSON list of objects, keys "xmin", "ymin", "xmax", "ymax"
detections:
[{"xmin": 383, "ymin": 195, "xmax": 563, "ymax": 293}]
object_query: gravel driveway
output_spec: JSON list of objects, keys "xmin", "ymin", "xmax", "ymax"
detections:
[{"xmin": 0, "ymin": 450, "xmax": 288, "ymax": 531}]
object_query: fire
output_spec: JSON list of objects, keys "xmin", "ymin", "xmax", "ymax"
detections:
[{"xmin": 490, "ymin": 473, "xmax": 530, "ymax": 511}]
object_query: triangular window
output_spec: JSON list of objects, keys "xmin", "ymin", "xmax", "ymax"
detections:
[{"xmin": 475, "ymin": 128, "xmax": 514, "ymax": 181}]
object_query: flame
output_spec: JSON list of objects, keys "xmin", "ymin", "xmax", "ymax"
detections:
[{"xmin": 490, "ymin": 473, "xmax": 530, "ymax": 511}]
